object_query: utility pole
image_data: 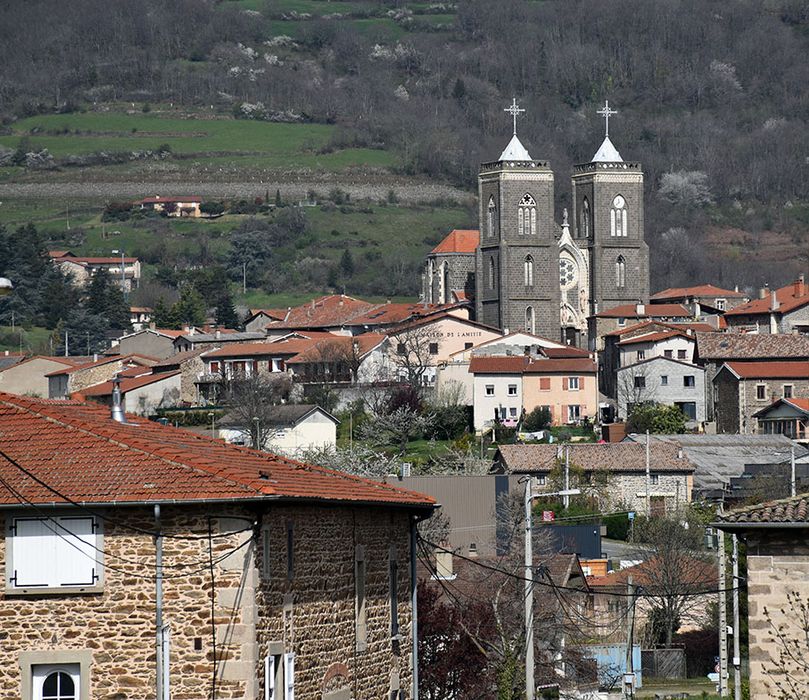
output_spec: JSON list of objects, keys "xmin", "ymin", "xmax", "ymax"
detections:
[
  {"xmin": 524, "ymin": 476, "xmax": 535, "ymax": 700},
  {"xmin": 718, "ymin": 525, "xmax": 730, "ymax": 697},
  {"xmin": 243, "ymin": 262, "xmax": 247, "ymax": 294},
  {"xmin": 64, "ymin": 330, "xmax": 69, "ymax": 357},
  {"xmin": 645, "ymin": 430, "xmax": 651, "ymax": 515},
  {"xmin": 791, "ymin": 445, "xmax": 796, "ymax": 497},
  {"xmin": 732, "ymin": 534, "xmax": 741, "ymax": 700},
  {"xmin": 623, "ymin": 575, "xmax": 636, "ymax": 699}
]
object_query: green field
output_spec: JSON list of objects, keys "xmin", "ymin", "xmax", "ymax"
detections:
[{"xmin": 0, "ymin": 112, "xmax": 397, "ymax": 172}]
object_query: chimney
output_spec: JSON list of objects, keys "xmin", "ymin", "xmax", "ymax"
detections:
[
  {"xmin": 215, "ymin": 330, "xmax": 221, "ymax": 340},
  {"xmin": 635, "ymin": 303, "xmax": 645, "ymax": 316},
  {"xmin": 795, "ymin": 274, "xmax": 806, "ymax": 298},
  {"xmin": 149, "ymin": 321, "xmax": 156, "ymax": 330},
  {"xmin": 771, "ymin": 291, "xmax": 779, "ymax": 311},
  {"xmin": 759, "ymin": 284, "xmax": 769, "ymax": 300},
  {"xmin": 111, "ymin": 376, "xmax": 127, "ymax": 423},
  {"xmin": 734, "ymin": 284, "xmax": 739, "ymax": 293},
  {"xmin": 435, "ymin": 549, "xmax": 454, "ymax": 580}
]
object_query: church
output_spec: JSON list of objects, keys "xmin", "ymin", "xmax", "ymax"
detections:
[{"xmin": 423, "ymin": 100, "xmax": 650, "ymax": 348}]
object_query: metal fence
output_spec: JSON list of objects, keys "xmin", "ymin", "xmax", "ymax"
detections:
[{"xmin": 641, "ymin": 646, "xmax": 686, "ymax": 679}]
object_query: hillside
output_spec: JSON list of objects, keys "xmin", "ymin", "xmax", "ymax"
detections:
[{"xmin": 1, "ymin": 0, "xmax": 808, "ymax": 298}]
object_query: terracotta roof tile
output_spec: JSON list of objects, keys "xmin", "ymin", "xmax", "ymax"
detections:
[
  {"xmin": 496, "ymin": 443, "xmax": 696, "ymax": 473},
  {"xmin": 268, "ymin": 295, "xmax": 376, "ymax": 330},
  {"xmin": 722, "ymin": 360, "xmax": 809, "ymax": 379},
  {"xmin": 650, "ymin": 284, "xmax": 747, "ymax": 301},
  {"xmin": 596, "ymin": 303, "xmax": 692, "ymax": 319},
  {"xmin": 719, "ymin": 494, "xmax": 809, "ymax": 525},
  {"xmin": 724, "ymin": 280, "xmax": 809, "ymax": 317},
  {"xmin": 696, "ymin": 332, "xmax": 809, "ymax": 360},
  {"xmin": 617, "ymin": 330, "xmax": 695, "ymax": 346},
  {"xmin": 430, "ymin": 229, "xmax": 480, "ymax": 254},
  {"xmin": 469, "ymin": 355, "xmax": 596, "ymax": 374},
  {"xmin": 0, "ymin": 393, "xmax": 436, "ymax": 508},
  {"xmin": 78, "ymin": 370, "xmax": 180, "ymax": 397},
  {"xmin": 752, "ymin": 397, "xmax": 809, "ymax": 418},
  {"xmin": 44, "ymin": 354, "xmax": 157, "ymax": 377}
]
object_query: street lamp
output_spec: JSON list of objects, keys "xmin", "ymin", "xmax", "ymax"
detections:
[{"xmin": 523, "ymin": 480, "xmax": 581, "ymax": 700}]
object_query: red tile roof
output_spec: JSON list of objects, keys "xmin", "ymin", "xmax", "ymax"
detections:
[
  {"xmin": 248, "ymin": 308, "xmax": 288, "ymax": 322},
  {"xmin": 0, "ymin": 393, "xmax": 436, "ymax": 508},
  {"xmin": 469, "ymin": 355, "xmax": 597, "ymax": 375},
  {"xmin": 79, "ymin": 370, "xmax": 180, "ymax": 397},
  {"xmin": 587, "ymin": 557, "xmax": 716, "ymax": 592},
  {"xmin": 286, "ymin": 333, "xmax": 386, "ymax": 364},
  {"xmin": 596, "ymin": 303, "xmax": 691, "ymax": 319},
  {"xmin": 617, "ymin": 330, "xmax": 695, "ymax": 346},
  {"xmin": 650, "ymin": 284, "xmax": 747, "ymax": 301},
  {"xmin": 719, "ymin": 494, "xmax": 809, "ymax": 525},
  {"xmin": 430, "ymin": 229, "xmax": 480, "ymax": 255},
  {"xmin": 752, "ymin": 397, "xmax": 809, "ymax": 419},
  {"xmin": 268, "ymin": 295, "xmax": 375, "ymax": 330},
  {"xmin": 724, "ymin": 280, "xmax": 809, "ymax": 317},
  {"xmin": 722, "ymin": 360, "xmax": 809, "ymax": 379},
  {"xmin": 346, "ymin": 302, "xmax": 467, "ymax": 327},
  {"xmin": 45, "ymin": 354, "xmax": 157, "ymax": 377},
  {"xmin": 604, "ymin": 321, "xmax": 715, "ymax": 338}
]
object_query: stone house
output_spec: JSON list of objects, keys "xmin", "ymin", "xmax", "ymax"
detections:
[
  {"xmin": 751, "ymin": 397, "xmax": 809, "ymax": 442},
  {"xmin": 469, "ymin": 348, "xmax": 598, "ymax": 430},
  {"xmin": 0, "ymin": 392, "xmax": 435, "ymax": 700},
  {"xmin": 149, "ymin": 348, "xmax": 210, "ymax": 404},
  {"xmin": 422, "ymin": 229, "xmax": 479, "ymax": 305},
  {"xmin": 47, "ymin": 354, "xmax": 158, "ymax": 399},
  {"xmin": 49, "ymin": 250, "xmax": 141, "ymax": 293},
  {"xmin": 0, "ymin": 356, "xmax": 86, "ymax": 398},
  {"xmin": 244, "ymin": 308, "xmax": 288, "ymax": 333},
  {"xmin": 493, "ymin": 443, "xmax": 696, "ymax": 516},
  {"xmin": 649, "ymin": 283, "xmax": 749, "ymax": 315},
  {"xmin": 723, "ymin": 275, "xmax": 809, "ymax": 334},
  {"xmin": 616, "ymin": 356, "xmax": 706, "ymax": 423},
  {"xmin": 713, "ymin": 360, "xmax": 809, "ymax": 434},
  {"xmin": 694, "ymin": 331, "xmax": 809, "ymax": 422},
  {"xmin": 173, "ymin": 329, "xmax": 266, "ymax": 354},
  {"xmin": 716, "ymin": 495, "xmax": 809, "ymax": 698},
  {"xmin": 77, "ymin": 369, "xmax": 182, "ymax": 415},
  {"xmin": 113, "ymin": 328, "xmax": 184, "ymax": 360},
  {"xmin": 588, "ymin": 303, "xmax": 693, "ymax": 352}
]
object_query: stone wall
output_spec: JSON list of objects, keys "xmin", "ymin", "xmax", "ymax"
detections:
[
  {"xmin": 743, "ymin": 531, "xmax": 809, "ymax": 698},
  {"xmin": 714, "ymin": 371, "xmax": 741, "ymax": 434},
  {"xmin": 739, "ymin": 376, "xmax": 809, "ymax": 434},
  {"xmin": 0, "ymin": 502, "xmax": 416, "ymax": 700}
]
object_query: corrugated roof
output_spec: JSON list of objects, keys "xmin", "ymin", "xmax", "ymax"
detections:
[
  {"xmin": 495, "ymin": 443, "xmax": 695, "ymax": 474},
  {"xmin": 0, "ymin": 393, "xmax": 435, "ymax": 508},
  {"xmin": 430, "ymin": 229, "xmax": 480, "ymax": 255}
]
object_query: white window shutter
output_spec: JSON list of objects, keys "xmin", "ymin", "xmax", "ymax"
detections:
[
  {"xmin": 284, "ymin": 652, "xmax": 295, "ymax": 700},
  {"xmin": 57, "ymin": 516, "xmax": 98, "ymax": 586},
  {"xmin": 265, "ymin": 655, "xmax": 275, "ymax": 700},
  {"xmin": 12, "ymin": 518, "xmax": 55, "ymax": 587}
]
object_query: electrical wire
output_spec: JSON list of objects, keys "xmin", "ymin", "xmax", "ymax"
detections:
[{"xmin": 0, "ymin": 446, "xmax": 256, "ymax": 541}]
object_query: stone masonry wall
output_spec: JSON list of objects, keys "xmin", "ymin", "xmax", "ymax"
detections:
[
  {"xmin": 0, "ymin": 502, "xmax": 416, "ymax": 700},
  {"xmin": 743, "ymin": 532, "xmax": 809, "ymax": 699},
  {"xmin": 739, "ymin": 377, "xmax": 809, "ymax": 434}
]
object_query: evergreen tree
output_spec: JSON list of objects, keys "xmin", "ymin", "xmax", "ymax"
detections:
[
  {"xmin": 213, "ymin": 287, "xmax": 240, "ymax": 329},
  {"xmin": 85, "ymin": 268, "xmax": 130, "ymax": 330},
  {"xmin": 40, "ymin": 267, "xmax": 80, "ymax": 330},
  {"xmin": 173, "ymin": 285, "xmax": 206, "ymax": 327},
  {"xmin": 275, "ymin": 188, "xmax": 283, "ymax": 207},
  {"xmin": 152, "ymin": 297, "xmax": 180, "ymax": 329},
  {"xmin": 340, "ymin": 249, "xmax": 354, "ymax": 277}
]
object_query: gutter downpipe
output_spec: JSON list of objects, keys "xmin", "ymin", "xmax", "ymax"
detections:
[{"xmin": 155, "ymin": 504, "xmax": 164, "ymax": 700}]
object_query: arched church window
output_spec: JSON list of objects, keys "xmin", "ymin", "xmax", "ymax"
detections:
[
  {"xmin": 581, "ymin": 197, "xmax": 590, "ymax": 237},
  {"xmin": 427, "ymin": 259, "xmax": 434, "ymax": 303},
  {"xmin": 518, "ymin": 194, "xmax": 536, "ymax": 235},
  {"xmin": 616, "ymin": 256, "xmax": 626, "ymax": 288},
  {"xmin": 610, "ymin": 195, "xmax": 628, "ymax": 237},
  {"xmin": 488, "ymin": 257, "xmax": 495, "ymax": 290},
  {"xmin": 487, "ymin": 196, "xmax": 497, "ymax": 237},
  {"xmin": 524, "ymin": 255, "xmax": 534, "ymax": 287},
  {"xmin": 442, "ymin": 262, "xmax": 450, "ymax": 303},
  {"xmin": 525, "ymin": 306, "xmax": 535, "ymax": 334}
]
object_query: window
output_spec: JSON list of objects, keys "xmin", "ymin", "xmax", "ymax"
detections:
[
  {"xmin": 637, "ymin": 349, "xmax": 645, "ymax": 361},
  {"xmin": 525, "ymin": 306, "xmax": 535, "ymax": 334},
  {"xmin": 676, "ymin": 401, "xmax": 697, "ymax": 420},
  {"xmin": 487, "ymin": 196, "xmax": 497, "ymax": 237},
  {"xmin": 784, "ymin": 384, "xmax": 794, "ymax": 399},
  {"xmin": 560, "ymin": 257, "xmax": 576, "ymax": 289},
  {"xmin": 508, "ymin": 384, "xmax": 518, "ymax": 396},
  {"xmin": 610, "ymin": 195, "xmax": 628, "ymax": 237},
  {"xmin": 389, "ymin": 546, "xmax": 400, "ymax": 639},
  {"xmin": 210, "ymin": 360, "xmax": 221, "ymax": 374},
  {"xmin": 272, "ymin": 358, "xmax": 286, "ymax": 372},
  {"xmin": 649, "ymin": 474, "xmax": 659, "ymax": 486},
  {"xmin": 615, "ymin": 256, "xmax": 626, "ymax": 288},
  {"xmin": 36, "ymin": 667, "xmax": 78, "ymax": 700},
  {"xmin": 756, "ymin": 384, "xmax": 767, "ymax": 401},
  {"xmin": 683, "ymin": 375, "xmax": 695, "ymax": 388},
  {"xmin": 715, "ymin": 298, "xmax": 726, "ymax": 311},
  {"xmin": 428, "ymin": 342, "xmax": 439, "ymax": 355},
  {"xmin": 464, "ymin": 342, "xmax": 474, "ymax": 350},
  {"xmin": 581, "ymin": 197, "xmax": 590, "ymax": 237},
  {"xmin": 518, "ymin": 194, "xmax": 537, "ymax": 235},
  {"xmin": 485, "ymin": 384, "xmax": 495, "ymax": 396},
  {"xmin": 537, "ymin": 475, "xmax": 546, "ymax": 486},
  {"xmin": 264, "ymin": 645, "xmax": 292, "ymax": 700},
  {"xmin": 286, "ymin": 522, "xmax": 294, "ymax": 581},
  {"xmin": 524, "ymin": 255, "xmax": 534, "ymax": 286},
  {"xmin": 8, "ymin": 515, "xmax": 102, "ymax": 592},
  {"xmin": 355, "ymin": 545, "xmax": 367, "ymax": 651},
  {"xmin": 539, "ymin": 377, "xmax": 551, "ymax": 391},
  {"xmin": 488, "ymin": 257, "xmax": 495, "ymax": 289},
  {"xmin": 567, "ymin": 405, "xmax": 581, "ymax": 422},
  {"xmin": 664, "ymin": 350, "xmax": 673, "ymax": 358},
  {"xmin": 618, "ymin": 317, "xmax": 626, "ymax": 327},
  {"xmin": 396, "ymin": 342, "xmax": 406, "ymax": 355},
  {"xmin": 661, "ymin": 375, "xmax": 668, "ymax": 386},
  {"xmin": 634, "ymin": 376, "xmax": 646, "ymax": 389},
  {"xmin": 567, "ymin": 376, "xmax": 580, "ymax": 391},
  {"xmin": 21, "ymin": 652, "xmax": 91, "ymax": 700},
  {"xmin": 677, "ymin": 349, "xmax": 687, "ymax": 360},
  {"xmin": 509, "ymin": 407, "xmax": 517, "ymax": 418}
]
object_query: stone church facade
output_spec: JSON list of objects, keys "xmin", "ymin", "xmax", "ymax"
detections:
[{"xmin": 423, "ymin": 109, "xmax": 650, "ymax": 347}]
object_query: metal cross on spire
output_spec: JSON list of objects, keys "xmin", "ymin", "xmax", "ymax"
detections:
[
  {"xmin": 597, "ymin": 100, "xmax": 618, "ymax": 137},
  {"xmin": 504, "ymin": 97, "xmax": 526, "ymax": 136}
]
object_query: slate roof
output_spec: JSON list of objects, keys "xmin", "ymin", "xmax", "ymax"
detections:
[
  {"xmin": 721, "ymin": 360, "xmax": 809, "ymax": 379},
  {"xmin": 0, "ymin": 393, "xmax": 435, "ymax": 509},
  {"xmin": 430, "ymin": 229, "xmax": 480, "ymax": 255},
  {"xmin": 591, "ymin": 135, "xmax": 623, "ymax": 163},
  {"xmin": 623, "ymin": 433, "xmax": 809, "ymax": 494},
  {"xmin": 695, "ymin": 331, "xmax": 809, "ymax": 360},
  {"xmin": 595, "ymin": 303, "xmax": 691, "ymax": 319},
  {"xmin": 494, "ymin": 443, "xmax": 695, "ymax": 474},
  {"xmin": 718, "ymin": 495, "xmax": 809, "ymax": 525},
  {"xmin": 151, "ymin": 347, "xmax": 208, "ymax": 371},
  {"xmin": 177, "ymin": 331, "xmax": 266, "ymax": 344},
  {"xmin": 651, "ymin": 285, "xmax": 747, "ymax": 301}
]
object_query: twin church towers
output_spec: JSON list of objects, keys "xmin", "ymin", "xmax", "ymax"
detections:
[{"xmin": 424, "ymin": 100, "xmax": 650, "ymax": 347}]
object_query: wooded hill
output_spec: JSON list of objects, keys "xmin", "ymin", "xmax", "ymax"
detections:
[{"xmin": 1, "ymin": 0, "xmax": 808, "ymax": 289}]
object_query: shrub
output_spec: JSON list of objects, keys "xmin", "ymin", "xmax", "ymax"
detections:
[{"xmin": 522, "ymin": 406, "xmax": 551, "ymax": 432}]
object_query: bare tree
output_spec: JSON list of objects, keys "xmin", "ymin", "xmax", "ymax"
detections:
[
  {"xmin": 221, "ymin": 372, "xmax": 293, "ymax": 449},
  {"xmin": 391, "ymin": 325, "xmax": 436, "ymax": 393},
  {"xmin": 617, "ymin": 362, "xmax": 657, "ymax": 420}
]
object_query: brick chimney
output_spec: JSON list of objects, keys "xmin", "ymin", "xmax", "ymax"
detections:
[
  {"xmin": 759, "ymin": 284, "xmax": 769, "ymax": 300},
  {"xmin": 795, "ymin": 274, "xmax": 806, "ymax": 298}
]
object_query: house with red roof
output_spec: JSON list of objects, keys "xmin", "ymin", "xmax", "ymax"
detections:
[
  {"xmin": 0, "ymin": 392, "xmax": 434, "ymax": 699},
  {"xmin": 588, "ymin": 302, "xmax": 694, "ymax": 351},
  {"xmin": 0, "ymin": 355, "xmax": 89, "ymax": 398},
  {"xmin": 137, "ymin": 194, "xmax": 202, "ymax": 217},
  {"xmin": 713, "ymin": 360, "xmax": 809, "ymax": 434},
  {"xmin": 49, "ymin": 250, "xmax": 141, "ymax": 293},
  {"xmin": 723, "ymin": 275, "xmax": 809, "ymax": 334},
  {"xmin": 751, "ymin": 397, "xmax": 809, "ymax": 442},
  {"xmin": 650, "ymin": 283, "xmax": 749, "ymax": 315},
  {"xmin": 423, "ymin": 229, "xmax": 480, "ymax": 305},
  {"xmin": 77, "ymin": 369, "xmax": 182, "ymax": 415},
  {"xmin": 47, "ymin": 353, "xmax": 158, "ymax": 400}
]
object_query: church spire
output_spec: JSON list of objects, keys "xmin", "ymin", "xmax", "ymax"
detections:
[
  {"xmin": 591, "ymin": 100, "xmax": 623, "ymax": 163},
  {"xmin": 498, "ymin": 97, "xmax": 532, "ymax": 161}
]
